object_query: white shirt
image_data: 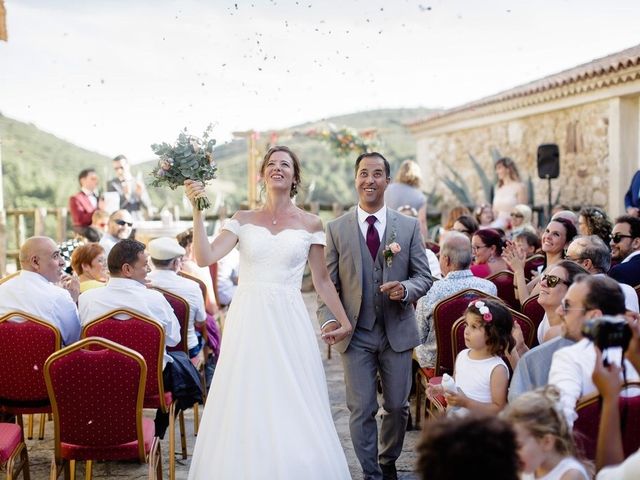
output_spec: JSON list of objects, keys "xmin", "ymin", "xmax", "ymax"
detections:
[
  {"xmin": 356, "ymin": 205, "xmax": 386, "ymax": 241},
  {"xmin": 217, "ymin": 248, "xmax": 239, "ymax": 306},
  {"xmin": 81, "ymin": 188, "xmax": 98, "ymax": 208},
  {"xmin": 0, "ymin": 270, "xmax": 80, "ymax": 346},
  {"xmin": 548, "ymin": 338, "xmax": 640, "ymax": 427},
  {"xmin": 595, "ymin": 273, "xmax": 639, "ymax": 312},
  {"xmin": 78, "ymin": 277, "xmax": 181, "ymax": 368},
  {"xmin": 99, "ymin": 234, "xmax": 119, "ymax": 257},
  {"xmin": 148, "ymin": 269, "xmax": 206, "ymax": 349},
  {"xmin": 597, "ymin": 448, "xmax": 640, "ymax": 479},
  {"xmin": 521, "ymin": 457, "xmax": 589, "ymax": 480}
]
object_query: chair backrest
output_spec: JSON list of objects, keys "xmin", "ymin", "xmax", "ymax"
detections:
[
  {"xmin": 0, "ymin": 311, "xmax": 61, "ymax": 404},
  {"xmin": 0, "ymin": 271, "xmax": 19, "ymax": 285},
  {"xmin": 178, "ymin": 271, "xmax": 208, "ymax": 306},
  {"xmin": 81, "ymin": 309, "xmax": 167, "ymax": 409},
  {"xmin": 433, "ymin": 289, "xmax": 495, "ymax": 376},
  {"xmin": 521, "ymin": 294, "xmax": 545, "ymax": 346},
  {"xmin": 149, "ymin": 286, "xmax": 190, "ymax": 354},
  {"xmin": 450, "ymin": 306, "xmax": 536, "ymax": 363},
  {"xmin": 524, "ymin": 254, "xmax": 545, "ymax": 282},
  {"xmin": 45, "ymin": 337, "xmax": 147, "ymax": 461},
  {"xmin": 486, "ymin": 270, "xmax": 520, "ymax": 310},
  {"xmin": 573, "ymin": 383, "xmax": 640, "ymax": 460}
]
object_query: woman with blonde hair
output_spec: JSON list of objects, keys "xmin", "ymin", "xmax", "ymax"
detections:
[{"xmin": 493, "ymin": 157, "xmax": 527, "ymax": 229}]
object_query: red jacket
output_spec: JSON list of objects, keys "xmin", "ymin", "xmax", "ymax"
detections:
[{"xmin": 68, "ymin": 191, "xmax": 97, "ymax": 227}]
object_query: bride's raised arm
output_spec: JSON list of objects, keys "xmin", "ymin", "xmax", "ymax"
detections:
[{"xmin": 185, "ymin": 179, "xmax": 237, "ymax": 266}]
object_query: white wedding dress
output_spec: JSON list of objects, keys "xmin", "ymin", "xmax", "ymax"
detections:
[{"xmin": 188, "ymin": 220, "xmax": 351, "ymax": 480}]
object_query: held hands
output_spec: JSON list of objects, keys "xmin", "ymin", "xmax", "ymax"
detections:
[
  {"xmin": 380, "ymin": 281, "xmax": 405, "ymax": 302},
  {"xmin": 321, "ymin": 321, "xmax": 352, "ymax": 345}
]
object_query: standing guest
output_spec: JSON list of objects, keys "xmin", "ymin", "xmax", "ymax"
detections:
[
  {"xmin": 148, "ymin": 237, "xmax": 206, "ymax": 359},
  {"xmin": 624, "ymin": 169, "xmax": 640, "ymax": 217},
  {"xmin": 319, "ymin": 151, "xmax": 432, "ymax": 480},
  {"xmin": 99, "ymin": 209, "xmax": 133, "ymax": 256},
  {"xmin": 426, "ymin": 298, "xmax": 512, "ymax": 416},
  {"xmin": 0, "ymin": 236, "xmax": 80, "ymax": 345},
  {"xmin": 415, "ymin": 232, "xmax": 496, "ymax": 376},
  {"xmin": 69, "ymin": 168, "xmax": 102, "ymax": 237},
  {"xmin": 470, "ymin": 228, "xmax": 509, "ymax": 278},
  {"xmin": 70, "ymin": 243, "xmax": 108, "ymax": 293},
  {"xmin": 492, "ymin": 157, "xmax": 527, "ymax": 230},
  {"xmin": 608, "ymin": 215, "xmax": 640, "ymax": 287},
  {"xmin": 107, "ymin": 154, "xmax": 153, "ymax": 220},
  {"xmin": 416, "ymin": 415, "xmax": 519, "ymax": 480},
  {"xmin": 506, "ymin": 217, "xmax": 577, "ymax": 304},
  {"xmin": 436, "ymin": 205, "xmax": 471, "ymax": 245},
  {"xmin": 578, "ymin": 206, "xmax": 612, "ymax": 247},
  {"xmin": 385, "ymin": 160, "xmax": 428, "ymax": 240},
  {"xmin": 502, "ymin": 386, "xmax": 589, "ymax": 480}
]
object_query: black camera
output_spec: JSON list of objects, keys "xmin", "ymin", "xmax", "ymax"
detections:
[{"xmin": 582, "ymin": 316, "xmax": 632, "ymax": 351}]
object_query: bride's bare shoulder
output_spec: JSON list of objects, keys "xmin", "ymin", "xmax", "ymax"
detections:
[
  {"xmin": 231, "ymin": 210, "xmax": 256, "ymax": 224},
  {"xmin": 299, "ymin": 210, "xmax": 324, "ymax": 232}
]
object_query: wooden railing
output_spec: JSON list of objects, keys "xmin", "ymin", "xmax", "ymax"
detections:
[{"xmin": 0, "ymin": 207, "xmax": 68, "ymax": 275}]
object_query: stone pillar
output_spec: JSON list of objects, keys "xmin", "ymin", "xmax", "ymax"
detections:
[{"xmin": 608, "ymin": 96, "xmax": 640, "ymax": 216}]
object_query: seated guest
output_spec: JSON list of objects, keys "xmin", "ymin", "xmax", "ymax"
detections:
[
  {"xmin": 416, "ymin": 415, "xmax": 519, "ymax": 480},
  {"xmin": 414, "ymin": 232, "xmax": 496, "ymax": 375},
  {"xmin": 0, "ymin": 236, "xmax": 80, "ymax": 345},
  {"xmin": 608, "ymin": 215, "xmax": 640, "ymax": 287},
  {"xmin": 78, "ymin": 239, "xmax": 196, "ymax": 437},
  {"xmin": 592, "ymin": 320, "xmax": 640, "ymax": 478},
  {"xmin": 470, "ymin": 228, "xmax": 509, "ymax": 278},
  {"xmin": 566, "ymin": 235, "xmax": 638, "ymax": 312},
  {"xmin": 474, "ymin": 203, "xmax": 495, "ymax": 229},
  {"xmin": 548, "ymin": 275, "xmax": 639, "ymax": 427},
  {"xmin": 147, "ymin": 237, "xmax": 206, "ymax": 358},
  {"xmin": 176, "ymin": 228, "xmax": 217, "ymax": 314},
  {"xmin": 509, "ymin": 204, "xmax": 536, "ymax": 238},
  {"xmin": 99, "ymin": 209, "xmax": 133, "ymax": 256},
  {"xmin": 535, "ymin": 260, "xmax": 589, "ymax": 344},
  {"xmin": 513, "ymin": 230, "xmax": 541, "ymax": 258},
  {"xmin": 68, "ymin": 168, "xmax": 101, "ymax": 237},
  {"xmin": 578, "ymin": 206, "xmax": 612, "ymax": 247},
  {"xmin": 83, "ymin": 209, "xmax": 110, "ymax": 243},
  {"xmin": 217, "ymin": 247, "xmax": 239, "ymax": 308},
  {"xmin": 451, "ymin": 215, "xmax": 478, "ymax": 240},
  {"xmin": 70, "ymin": 243, "xmax": 108, "ymax": 292}
]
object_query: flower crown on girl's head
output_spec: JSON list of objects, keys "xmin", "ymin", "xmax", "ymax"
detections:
[{"xmin": 469, "ymin": 300, "xmax": 493, "ymax": 322}]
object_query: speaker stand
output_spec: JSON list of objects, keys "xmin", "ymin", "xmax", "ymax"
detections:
[{"xmin": 546, "ymin": 175, "xmax": 552, "ymax": 224}]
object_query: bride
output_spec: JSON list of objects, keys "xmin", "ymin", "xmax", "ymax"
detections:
[{"xmin": 185, "ymin": 146, "xmax": 352, "ymax": 479}]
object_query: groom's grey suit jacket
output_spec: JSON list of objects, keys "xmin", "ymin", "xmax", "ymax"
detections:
[{"xmin": 318, "ymin": 208, "xmax": 432, "ymax": 353}]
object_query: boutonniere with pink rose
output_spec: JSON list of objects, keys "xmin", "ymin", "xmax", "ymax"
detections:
[{"xmin": 383, "ymin": 232, "xmax": 401, "ymax": 268}]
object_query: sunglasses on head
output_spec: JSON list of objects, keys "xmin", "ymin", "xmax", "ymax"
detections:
[
  {"xmin": 114, "ymin": 219, "xmax": 133, "ymax": 227},
  {"xmin": 610, "ymin": 233, "xmax": 633, "ymax": 244},
  {"xmin": 541, "ymin": 274, "xmax": 569, "ymax": 288}
]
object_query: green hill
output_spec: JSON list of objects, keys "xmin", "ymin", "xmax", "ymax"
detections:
[{"xmin": 0, "ymin": 107, "xmax": 436, "ymax": 212}]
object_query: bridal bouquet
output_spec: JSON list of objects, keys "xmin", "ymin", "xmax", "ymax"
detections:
[{"xmin": 150, "ymin": 125, "xmax": 218, "ymax": 210}]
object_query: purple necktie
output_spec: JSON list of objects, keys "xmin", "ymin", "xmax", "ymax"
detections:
[{"xmin": 365, "ymin": 215, "xmax": 380, "ymax": 260}]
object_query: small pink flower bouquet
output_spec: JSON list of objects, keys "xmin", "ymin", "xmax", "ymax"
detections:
[{"xmin": 383, "ymin": 242, "xmax": 401, "ymax": 267}]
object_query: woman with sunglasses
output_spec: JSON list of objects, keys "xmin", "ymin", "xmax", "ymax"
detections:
[
  {"xmin": 508, "ymin": 204, "xmax": 536, "ymax": 239},
  {"xmin": 535, "ymin": 260, "xmax": 588, "ymax": 345},
  {"xmin": 505, "ymin": 217, "xmax": 577, "ymax": 304},
  {"xmin": 470, "ymin": 228, "xmax": 510, "ymax": 278}
]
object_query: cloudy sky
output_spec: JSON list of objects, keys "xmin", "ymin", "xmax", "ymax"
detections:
[{"xmin": 1, "ymin": 0, "xmax": 640, "ymax": 162}]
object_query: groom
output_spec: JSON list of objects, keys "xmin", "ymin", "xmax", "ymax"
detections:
[{"xmin": 318, "ymin": 152, "xmax": 432, "ymax": 480}]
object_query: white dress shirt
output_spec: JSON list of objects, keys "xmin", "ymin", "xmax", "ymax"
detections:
[
  {"xmin": 356, "ymin": 204, "xmax": 386, "ymax": 241},
  {"xmin": 78, "ymin": 277, "xmax": 181, "ymax": 368},
  {"xmin": 548, "ymin": 338, "xmax": 640, "ymax": 427},
  {"xmin": 148, "ymin": 269, "xmax": 206, "ymax": 350},
  {"xmin": 0, "ymin": 270, "xmax": 80, "ymax": 346}
]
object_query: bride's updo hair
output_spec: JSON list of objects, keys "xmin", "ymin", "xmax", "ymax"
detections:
[{"xmin": 260, "ymin": 145, "xmax": 302, "ymax": 198}]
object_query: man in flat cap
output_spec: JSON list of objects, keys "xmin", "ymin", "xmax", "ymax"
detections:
[{"xmin": 147, "ymin": 237, "xmax": 207, "ymax": 359}]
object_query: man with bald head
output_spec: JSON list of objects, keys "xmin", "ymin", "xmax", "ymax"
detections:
[
  {"xmin": 99, "ymin": 209, "xmax": 134, "ymax": 256},
  {"xmin": 414, "ymin": 232, "xmax": 497, "ymax": 373},
  {"xmin": 0, "ymin": 236, "xmax": 80, "ymax": 345}
]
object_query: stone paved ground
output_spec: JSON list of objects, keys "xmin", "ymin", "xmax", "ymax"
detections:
[{"xmin": 20, "ymin": 292, "xmax": 420, "ymax": 479}]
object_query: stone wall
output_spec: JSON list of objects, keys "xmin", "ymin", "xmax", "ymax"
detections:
[{"xmin": 417, "ymin": 100, "xmax": 611, "ymax": 210}]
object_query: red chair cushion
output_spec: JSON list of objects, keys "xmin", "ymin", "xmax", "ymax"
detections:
[
  {"xmin": 487, "ymin": 271, "xmax": 520, "ymax": 311},
  {"xmin": 0, "ymin": 423, "xmax": 21, "ymax": 463},
  {"xmin": 143, "ymin": 391, "xmax": 173, "ymax": 410},
  {"xmin": 61, "ymin": 417, "xmax": 155, "ymax": 461}
]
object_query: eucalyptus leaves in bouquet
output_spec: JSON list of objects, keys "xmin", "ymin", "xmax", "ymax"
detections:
[{"xmin": 150, "ymin": 125, "xmax": 218, "ymax": 210}]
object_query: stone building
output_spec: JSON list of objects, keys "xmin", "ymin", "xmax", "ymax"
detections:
[{"xmin": 407, "ymin": 43, "xmax": 640, "ymax": 217}]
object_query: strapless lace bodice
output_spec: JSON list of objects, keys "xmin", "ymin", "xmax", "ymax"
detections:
[{"xmin": 223, "ymin": 220, "xmax": 325, "ymax": 289}]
